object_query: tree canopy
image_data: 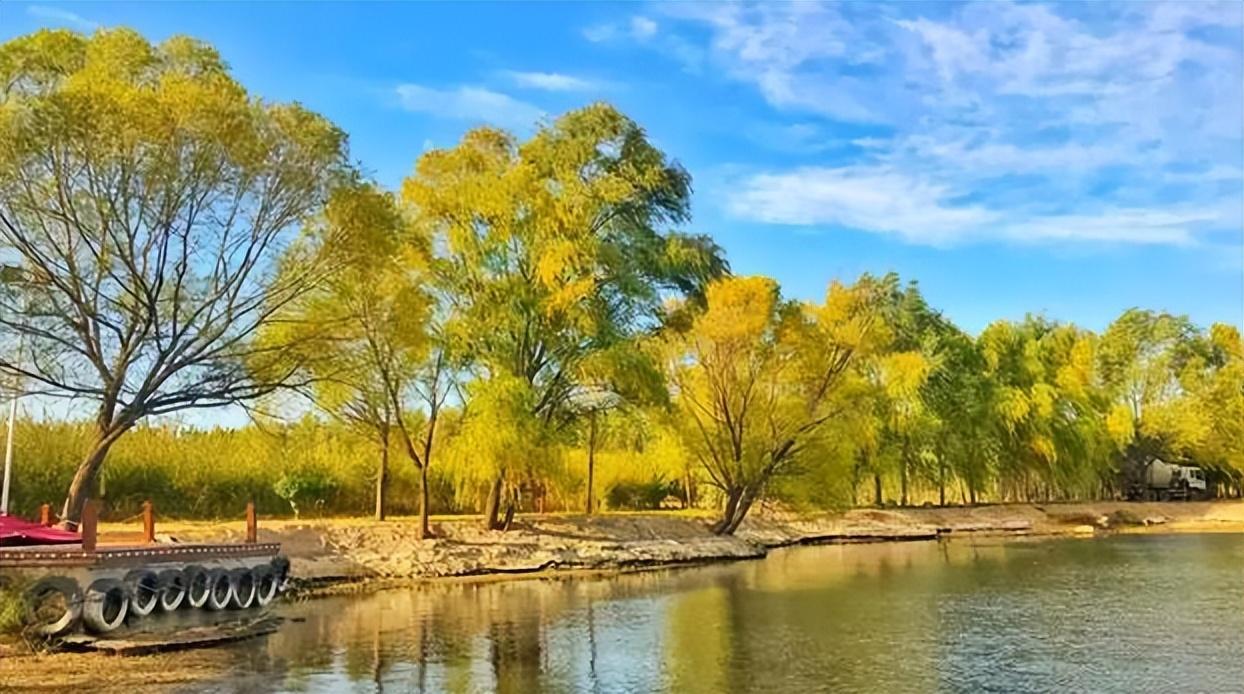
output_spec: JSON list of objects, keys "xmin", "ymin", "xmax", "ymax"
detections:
[
  {"xmin": 0, "ymin": 28, "xmax": 1239, "ymax": 535},
  {"xmin": 0, "ymin": 29, "xmax": 350, "ymax": 523}
]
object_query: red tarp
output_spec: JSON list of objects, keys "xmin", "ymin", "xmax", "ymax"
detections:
[{"xmin": 0, "ymin": 514, "xmax": 80, "ymax": 546}]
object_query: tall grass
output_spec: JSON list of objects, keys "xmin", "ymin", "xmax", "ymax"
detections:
[{"xmin": 1, "ymin": 418, "xmax": 692, "ymax": 522}]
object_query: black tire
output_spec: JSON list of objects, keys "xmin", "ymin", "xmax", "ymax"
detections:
[
  {"xmin": 183, "ymin": 565, "xmax": 211, "ymax": 609},
  {"xmin": 270, "ymin": 555, "xmax": 290, "ymax": 588},
  {"xmin": 205, "ymin": 568, "xmax": 231, "ymax": 611},
  {"xmin": 157, "ymin": 569, "xmax": 187, "ymax": 611},
  {"xmin": 124, "ymin": 569, "xmax": 160, "ymax": 619},
  {"xmin": 253, "ymin": 565, "xmax": 279, "ymax": 607},
  {"xmin": 82, "ymin": 578, "xmax": 128, "ymax": 634},
  {"xmin": 22, "ymin": 576, "xmax": 82, "ymax": 637},
  {"xmin": 228, "ymin": 569, "xmax": 257, "ymax": 609}
]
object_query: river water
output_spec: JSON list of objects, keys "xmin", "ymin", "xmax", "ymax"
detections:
[{"xmin": 212, "ymin": 533, "xmax": 1244, "ymax": 693}]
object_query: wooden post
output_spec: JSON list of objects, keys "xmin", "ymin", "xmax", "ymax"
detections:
[
  {"xmin": 142, "ymin": 500, "xmax": 155, "ymax": 544},
  {"xmin": 80, "ymin": 499, "xmax": 98, "ymax": 553},
  {"xmin": 245, "ymin": 500, "xmax": 257, "ymax": 544},
  {"xmin": 39, "ymin": 503, "xmax": 51, "ymax": 527}
]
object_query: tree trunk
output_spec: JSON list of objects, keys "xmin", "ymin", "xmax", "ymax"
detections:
[
  {"xmin": 711, "ymin": 482, "xmax": 762, "ymax": 536},
  {"xmin": 722, "ymin": 485, "xmax": 759, "ymax": 535},
  {"xmin": 60, "ymin": 426, "xmax": 126, "ymax": 528},
  {"xmin": 900, "ymin": 452, "xmax": 909, "ymax": 507},
  {"xmin": 712, "ymin": 486, "xmax": 744, "ymax": 535},
  {"xmin": 375, "ymin": 434, "xmax": 389, "ymax": 522},
  {"xmin": 938, "ymin": 460, "xmax": 946, "ymax": 507},
  {"xmin": 483, "ymin": 475, "xmax": 503, "ymax": 530},
  {"xmin": 585, "ymin": 411, "xmax": 597, "ymax": 515},
  {"xmin": 874, "ymin": 473, "xmax": 883, "ymax": 507},
  {"xmin": 416, "ymin": 458, "xmax": 431, "ymax": 540}
]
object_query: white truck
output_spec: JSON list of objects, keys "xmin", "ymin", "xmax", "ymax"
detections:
[{"xmin": 1134, "ymin": 459, "xmax": 1208, "ymax": 501}]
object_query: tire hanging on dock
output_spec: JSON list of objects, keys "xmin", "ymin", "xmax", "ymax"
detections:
[
  {"xmin": 252, "ymin": 565, "xmax": 279, "ymax": 606},
  {"xmin": 21, "ymin": 576, "xmax": 82, "ymax": 637},
  {"xmin": 204, "ymin": 568, "xmax": 231, "ymax": 611},
  {"xmin": 270, "ymin": 555, "xmax": 290, "ymax": 588},
  {"xmin": 183, "ymin": 565, "xmax": 211, "ymax": 609},
  {"xmin": 156, "ymin": 569, "xmax": 187, "ymax": 611},
  {"xmin": 124, "ymin": 569, "xmax": 160, "ymax": 618},
  {"xmin": 82, "ymin": 578, "xmax": 128, "ymax": 634},
  {"xmin": 228, "ymin": 568, "xmax": 257, "ymax": 609}
]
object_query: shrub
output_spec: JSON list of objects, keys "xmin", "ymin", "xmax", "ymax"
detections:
[{"xmin": 274, "ymin": 468, "xmax": 339, "ymax": 519}]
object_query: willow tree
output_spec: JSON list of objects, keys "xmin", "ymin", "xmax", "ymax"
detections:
[
  {"xmin": 1189, "ymin": 325, "xmax": 1244, "ymax": 495},
  {"xmin": 1099, "ymin": 310, "xmax": 1207, "ymax": 480},
  {"xmin": 666, "ymin": 275, "xmax": 893, "ymax": 535},
  {"xmin": 263, "ymin": 183, "xmax": 450, "ymax": 531},
  {"xmin": 0, "ymin": 30, "xmax": 349, "ymax": 525},
  {"xmin": 978, "ymin": 317, "xmax": 1107, "ymax": 501},
  {"xmin": 402, "ymin": 103, "xmax": 726, "ymax": 529}
]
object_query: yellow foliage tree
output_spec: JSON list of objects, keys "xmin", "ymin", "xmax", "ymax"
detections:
[
  {"xmin": 0, "ymin": 29, "xmax": 349, "ymax": 525},
  {"xmin": 665, "ymin": 275, "xmax": 894, "ymax": 534}
]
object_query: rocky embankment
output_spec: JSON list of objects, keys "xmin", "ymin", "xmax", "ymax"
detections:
[{"xmin": 148, "ymin": 501, "xmax": 1244, "ymax": 585}]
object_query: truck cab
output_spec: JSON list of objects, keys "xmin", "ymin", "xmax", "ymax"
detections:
[{"xmin": 1176, "ymin": 466, "xmax": 1208, "ymax": 493}]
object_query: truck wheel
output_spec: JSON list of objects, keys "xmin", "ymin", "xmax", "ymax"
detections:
[
  {"xmin": 83, "ymin": 578, "xmax": 128, "ymax": 634},
  {"xmin": 22, "ymin": 576, "xmax": 82, "ymax": 637},
  {"xmin": 183, "ymin": 565, "xmax": 211, "ymax": 609},
  {"xmin": 157, "ymin": 569, "xmax": 187, "ymax": 611},
  {"xmin": 124, "ymin": 570, "xmax": 160, "ymax": 618}
]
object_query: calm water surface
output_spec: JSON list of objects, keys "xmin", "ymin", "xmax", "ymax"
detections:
[{"xmin": 211, "ymin": 533, "xmax": 1244, "ymax": 693}]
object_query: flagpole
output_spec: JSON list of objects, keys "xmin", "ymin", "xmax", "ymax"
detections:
[{"xmin": 0, "ymin": 393, "xmax": 15, "ymax": 516}]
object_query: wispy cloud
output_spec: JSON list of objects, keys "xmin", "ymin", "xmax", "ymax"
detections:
[
  {"xmin": 729, "ymin": 166, "xmax": 1223, "ymax": 247},
  {"xmin": 630, "ymin": 16, "xmax": 658, "ymax": 41},
  {"xmin": 623, "ymin": 1, "xmax": 1244, "ymax": 247},
  {"xmin": 394, "ymin": 84, "xmax": 543, "ymax": 132},
  {"xmin": 26, "ymin": 4, "xmax": 98, "ymax": 31},
  {"xmin": 729, "ymin": 167, "xmax": 997, "ymax": 246},
  {"xmin": 584, "ymin": 15, "xmax": 659, "ymax": 43},
  {"xmin": 500, "ymin": 71, "xmax": 599, "ymax": 92}
]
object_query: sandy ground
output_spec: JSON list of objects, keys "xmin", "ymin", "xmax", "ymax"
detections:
[
  {"xmin": 0, "ymin": 648, "xmax": 236, "ymax": 692},
  {"xmin": 93, "ymin": 500, "xmax": 1244, "ymax": 582}
]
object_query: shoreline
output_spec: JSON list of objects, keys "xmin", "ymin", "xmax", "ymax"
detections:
[
  {"xmin": 152, "ymin": 500, "xmax": 1244, "ymax": 596},
  {"xmin": 2, "ymin": 501, "xmax": 1242, "ymax": 691}
]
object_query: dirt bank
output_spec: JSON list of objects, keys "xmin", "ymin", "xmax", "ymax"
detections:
[{"xmin": 107, "ymin": 500, "xmax": 1244, "ymax": 584}]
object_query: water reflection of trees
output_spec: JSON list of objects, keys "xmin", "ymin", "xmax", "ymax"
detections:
[{"xmin": 238, "ymin": 537, "xmax": 1133, "ymax": 692}]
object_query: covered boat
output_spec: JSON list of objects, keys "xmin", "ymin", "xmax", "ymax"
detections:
[{"xmin": 0, "ymin": 514, "xmax": 80, "ymax": 546}]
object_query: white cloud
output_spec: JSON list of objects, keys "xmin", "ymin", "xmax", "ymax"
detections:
[
  {"xmin": 630, "ymin": 16, "xmax": 658, "ymax": 40},
  {"xmin": 1001, "ymin": 210, "xmax": 1213, "ymax": 246},
  {"xmin": 394, "ymin": 84, "xmax": 544, "ymax": 131},
  {"xmin": 629, "ymin": 1, "xmax": 1242, "ymax": 247},
  {"xmin": 584, "ymin": 15, "xmax": 659, "ymax": 44},
  {"xmin": 729, "ymin": 166, "xmax": 1226, "ymax": 246},
  {"xmin": 26, "ymin": 4, "xmax": 98, "ymax": 30},
  {"xmin": 501, "ymin": 71, "xmax": 598, "ymax": 92},
  {"xmin": 582, "ymin": 24, "xmax": 616, "ymax": 43},
  {"xmin": 730, "ymin": 167, "xmax": 996, "ymax": 245}
]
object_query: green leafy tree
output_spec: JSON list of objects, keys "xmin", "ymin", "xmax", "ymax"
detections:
[
  {"xmin": 402, "ymin": 103, "xmax": 725, "ymax": 529},
  {"xmin": 0, "ymin": 29, "xmax": 349, "ymax": 525},
  {"xmin": 264, "ymin": 182, "xmax": 451, "ymax": 529}
]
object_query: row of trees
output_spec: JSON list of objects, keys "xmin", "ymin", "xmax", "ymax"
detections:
[{"xmin": 0, "ymin": 30, "xmax": 1240, "ymax": 535}]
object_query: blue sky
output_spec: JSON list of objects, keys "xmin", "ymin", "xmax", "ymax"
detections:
[{"xmin": 3, "ymin": 0, "xmax": 1243, "ymax": 334}]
